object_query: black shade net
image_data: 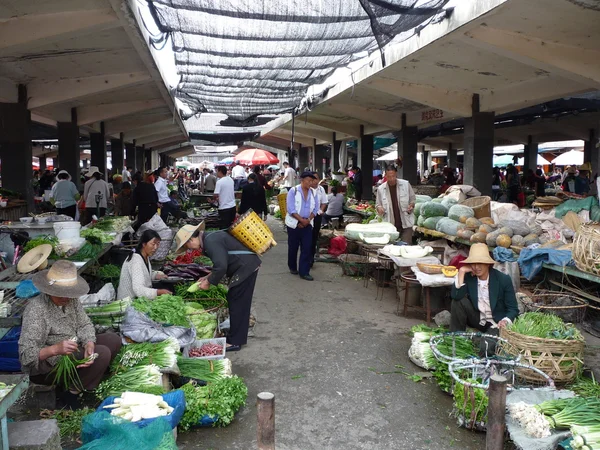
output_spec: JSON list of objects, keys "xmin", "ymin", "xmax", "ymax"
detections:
[{"xmin": 145, "ymin": 0, "xmax": 450, "ymax": 122}]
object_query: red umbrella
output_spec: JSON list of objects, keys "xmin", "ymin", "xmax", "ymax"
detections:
[{"xmin": 234, "ymin": 149, "xmax": 279, "ymax": 165}]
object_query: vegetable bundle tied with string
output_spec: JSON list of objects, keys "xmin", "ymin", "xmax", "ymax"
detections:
[
  {"xmin": 50, "ymin": 337, "xmax": 98, "ymax": 391},
  {"xmin": 110, "ymin": 338, "xmax": 180, "ymax": 373}
]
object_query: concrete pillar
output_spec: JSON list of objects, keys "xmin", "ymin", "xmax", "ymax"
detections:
[
  {"xmin": 447, "ymin": 143, "xmax": 457, "ymax": 169},
  {"xmin": 125, "ymin": 142, "xmax": 136, "ymax": 172},
  {"xmin": 332, "ymin": 137, "xmax": 341, "ymax": 172},
  {"xmin": 135, "ymin": 146, "xmax": 145, "ymax": 174},
  {"xmin": 464, "ymin": 100, "xmax": 494, "ymax": 196},
  {"xmin": 0, "ymin": 84, "xmax": 34, "ymax": 211},
  {"xmin": 82, "ymin": 159, "xmax": 89, "ymax": 170},
  {"xmin": 58, "ymin": 108, "xmax": 81, "ymax": 190},
  {"xmin": 397, "ymin": 116, "xmax": 418, "ymax": 185},
  {"xmin": 584, "ymin": 129, "xmax": 599, "ymax": 177},
  {"xmin": 39, "ymin": 154, "xmax": 47, "ymax": 172},
  {"xmin": 90, "ymin": 122, "xmax": 107, "ymax": 178},
  {"xmin": 151, "ymin": 150, "xmax": 159, "ymax": 170},
  {"xmin": 314, "ymin": 145, "xmax": 325, "ymax": 176},
  {"xmin": 298, "ymin": 147, "xmax": 309, "ymax": 172},
  {"xmin": 420, "ymin": 147, "xmax": 427, "ymax": 176},
  {"xmin": 145, "ymin": 149, "xmax": 152, "ymax": 171},
  {"xmin": 110, "ymin": 133, "xmax": 124, "ymax": 177},
  {"xmin": 523, "ymin": 135, "xmax": 538, "ymax": 174},
  {"xmin": 358, "ymin": 128, "xmax": 374, "ymax": 201}
]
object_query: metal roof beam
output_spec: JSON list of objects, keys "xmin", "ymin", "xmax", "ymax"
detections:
[
  {"xmin": 28, "ymin": 72, "xmax": 151, "ymax": 109},
  {"xmin": 78, "ymin": 100, "xmax": 165, "ymax": 125}
]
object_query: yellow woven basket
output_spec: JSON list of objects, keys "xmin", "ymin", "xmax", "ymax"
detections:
[
  {"xmin": 277, "ymin": 193, "xmax": 287, "ymax": 218},
  {"xmin": 229, "ymin": 210, "xmax": 277, "ymax": 254},
  {"xmin": 572, "ymin": 222, "xmax": 600, "ymax": 275}
]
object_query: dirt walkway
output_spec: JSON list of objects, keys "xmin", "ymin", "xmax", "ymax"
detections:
[{"xmin": 178, "ymin": 219, "xmax": 485, "ymax": 450}]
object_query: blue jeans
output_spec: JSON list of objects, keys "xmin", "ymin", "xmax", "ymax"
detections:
[{"xmin": 287, "ymin": 225, "xmax": 313, "ymax": 276}]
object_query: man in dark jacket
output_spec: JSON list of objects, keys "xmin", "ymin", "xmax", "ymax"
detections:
[
  {"xmin": 175, "ymin": 224, "xmax": 261, "ymax": 351},
  {"xmin": 450, "ymin": 243, "xmax": 519, "ymax": 333},
  {"xmin": 239, "ymin": 173, "xmax": 268, "ymax": 218}
]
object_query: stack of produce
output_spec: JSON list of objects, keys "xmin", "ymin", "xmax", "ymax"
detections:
[
  {"xmin": 23, "ymin": 235, "xmax": 59, "ymax": 258},
  {"xmin": 91, "ymin": 216, "xmax": 132, "ymax": 233},
  {"xmin": 184, "ymin": 303, "xmax": 217, "ymax": 339},
  {"xmin": 162, "ymin": 263, "xmax": 211, "ymax": 280},
  {"xmin": 102, "ymin": 391, "xmax": 174, "ymax": 422},
  {"xmin": 96, "ymin": 365, "xmax": 164, "ymax": 399},
  {"xmin": 81, "ymin": 228, "xmax": 113, "ymax": 244},
  {"xmin": 132, "ymin": 295, "xmax": 190, "ymax": 327},
  {"xmin": 180, "ymin": 282, "xmax": 228, "ymax": 301},
  {"xmin": 177, "ymin": 356, "xmax": 231, "ymax": 382},
  {"xmin": 66, "ymin": 242, "xmax": 104, "ymax": 261},
  {"xmin": 85, "ymin": 298, "xmax": 131, "ymax": 326},
  {"xmin": 172, "ymin": 249, "xmax": 202, "ymax": 265},
  {"xmin": 110, "ymin": 338, "xmax": 180, "ymax": 374}
]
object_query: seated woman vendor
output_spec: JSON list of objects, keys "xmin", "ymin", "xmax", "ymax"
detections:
[
  {"xmin": 450, "ymin": 243, "xmax": 519, "ymax": 333},
  {"xmin": 117, "ymin": 230, "xmax": 171, "ymax": 299},
  {"xmin": 18, "ymin": 260, "xmax": 122, "ymax": 408}
]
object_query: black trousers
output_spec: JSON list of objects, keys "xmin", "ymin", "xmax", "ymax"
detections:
[
  {"xmin": 57, "ymin": 205, "xmax": 77, "ymax": 219},
  {"xmin": 311, "ymin": 214, "xmax": 323, "ymax": 259},
  {"xmin": 219, "ymin": 206, "xmax": 237, "ymax": 229},
  {"xmin": 227, "ymin": 271, "xmax": 258, "ymax": 346}
]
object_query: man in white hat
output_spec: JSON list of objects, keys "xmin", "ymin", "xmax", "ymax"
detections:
[
  {"xmin": 18, "ymin": 260, "xmax": 122, "ymax": 408},
  {"xmin": 450, "ymin": 243, "xmax": 519, "ymax": 333}
]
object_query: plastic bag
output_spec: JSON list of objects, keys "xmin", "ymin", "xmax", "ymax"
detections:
[
  {"xmin": 328, "ymin": 236, "xmax": 347, "ymax": 257},
  {"xmin": 79, "ymin": 283, "xmax": 116, "ymax": 308},
  {"xmin": 120, "ymin": 307, "xmax": 196, "ymax": 348},
  {"xmin": 135, "ymin": 214, "xmax": 173, "ymax": 261},
  {"xmin": 80, "ymin": 411, "xmax": 177, "ymax": 450},
  {"xmin": 16, "ymin": 280, "xmax": 40, "ymax": 299}
]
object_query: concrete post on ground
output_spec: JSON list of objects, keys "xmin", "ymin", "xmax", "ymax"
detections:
[
  {"xmin": 125, "ymin": 142, "xmax": 136, "ymax": 173},
  {"xmin": 464, "ymin": 95, "xmax": 494, "ymax": 196},
  {"xmin": 110, "ymin": 134, "xmax": 124, "ymax": 177},
  {"xmin": 397, "ymin": 115, "xmax": 418, "ymax": 185},
  {"xmin": 90, "ymin": 122, "xmax": 107, "ymax": 179},
  {"xmin": 486, "ymin": 374, "xmax": 507, "ymax": 450},
  {"xmin": 298, "ymin": 147, "xmax": 309, "ymax": 172},
  {"xmin": 584, "ymin": 128, "xmax": 599, "ymax": 176},
  {"xmin": 447, "ymin": 143, "xmax": 457, "ymax": 170},
  {"xmin": 58, "ymin": 108, "xmax": 81, "ymax": 190},
  {"xmin": 257, "ymin": 392, "xmax": 275, "ymax": 450},
  {"xmin": 358, "ymin": 126, "xmax": 374, "ymax": 201},
  {"xmin": 136, "ymin": 146, "xmax": 145, "ymax": 174},
  {"xmin": 0, "ymin": 84, "xmax": 34, "ymax": 211},
  {"xmin": 331, "ymin": 134, "xmax": 341, "ymax": 172},
  {"xmin": 523, "ymin": 135, "xmax": 538, "ymax": 174}
]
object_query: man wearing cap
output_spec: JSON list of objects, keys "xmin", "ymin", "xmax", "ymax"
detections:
[
  {"xmin": 450, "ymin": 243, "xmax": 519, "ymax": 333},
  {"xmin": 50, "ymin": 170, "xmax": 80, "ymax": 219},
  {"xmin": 18, "ymin": 260, "xmax": 122, "ymax": 408},
  {"xmin": 285, "ymin": 172, "xmax": 320, "ymax": 280},
  {"xmin": 174, "ymin": 223, "xmax": 261, "ymax": 352}
]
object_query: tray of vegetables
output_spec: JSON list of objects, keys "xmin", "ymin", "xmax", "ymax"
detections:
[
  {"xmin": 183, "ymin": 338, "xmax": 226, "ymax": 360},
  {"xmin": 163, "ymin": 263, "xmax": 211, "ymax": 280}
]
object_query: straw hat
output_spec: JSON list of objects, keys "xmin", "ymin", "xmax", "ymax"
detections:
[
  {"xmin": 462, "ymin": 243, "xmax": 495, "ymax": 265},
  {"xmin": 17, "ymin": 244, "xmax": 53, "ymax": 274},
  {"xmin": 578, "ymin": 162, "xmax": 592, "ymax": 172},
  {"xmin": 174, "ymin": 222, "xmax": 205, "ymax": 254},
  {"xmin": 567, "ymin": 166, "xmax": 577, "ymax": 174},
  {"xmin": 32, "ymin": 260, "xmax": 90, "ymax": 298},
  {"xmin": 86, "ymin": 166, "xmax": 101, "ymax": 177}
]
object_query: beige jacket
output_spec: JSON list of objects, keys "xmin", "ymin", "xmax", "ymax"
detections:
[{"xmin": 375, "ymin": 179, "xmax": 416, "ymax": 229}]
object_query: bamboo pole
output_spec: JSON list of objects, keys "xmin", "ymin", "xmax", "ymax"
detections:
[{"xmin": 257, "ymin": 392, "xmax": 275, "ymax": 450}]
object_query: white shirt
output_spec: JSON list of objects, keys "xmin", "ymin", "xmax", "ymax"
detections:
[
  {"xmin": 154, "ymin": 176, "xmax": 170, "ymax": 203},
  {"xmin": 231, "ymin": 165, "xmax": 246, "ymax": 179},
  {"xmin": 215, "ymin": 176, "xmax": 236, "ymax": 209},
  {"xmin": 83, "ymin": 178, "xmax": 110, "ymax": 209},
  {"xmin": 283, "ymin": 167, "xmax": 295, "ymax": 187},
  {"xmin": 313, "ymin": 185, "xmax": 328, "ymax": 214},
  {"xmin": 477, "ymin": 277, "xmax": 493, "ymax": 326},
  {"xmin": 122, "ymin": 169, "xmax": 130, "ymax": 182}
]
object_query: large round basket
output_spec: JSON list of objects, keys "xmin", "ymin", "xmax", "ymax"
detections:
[
  {"xmin": 572, "ymin": 222, "xmax": 600, "ymax": 275},
  {"xmin": 522, "ymin": 290, "xmax": 588, "ymax": 323},
  {"xmin": 277, "ymin": 193, "xmax": 287, "ymax": 219},
  {"xmin": 338, "ymin": 254, "xmax": 376, "ymax": 277},
  {"xmin": 460, "ymin": 196, "xmax": 491, "ymax": 219},
  {"xmin": 229, "ymin": 209, "xmax": 277, "ymax": 254},
  {"xmin": 430, "ymin": 332, "xmax": 520, "ymax": 365},
  {"xmin": 499, "ymin": 327, "xmax": 584, "ymax": 384}
]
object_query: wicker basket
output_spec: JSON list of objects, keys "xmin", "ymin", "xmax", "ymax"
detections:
[
  {"xmin": 499, "ymin": 327, "xmax": 584, "ymax": 384},
  {"xmin": 229, "ymin": 209, "xmax": 276, "ymax": 254},
  {"xmin": 338, "ymin": 254, "xmax": 376, "ymax": 277},
  {"xmin": 277, "ymin": 193, "xmax": 287, "ymax": 219},
  {"xmin": 522, "ymin": 290, "xmax": 588, "ymax": 323},
  {"xmin": 416, "ymin": 263, "xmax": 444, "ymax": 274},
  {"xmin": 460, "ymin": 196, "xmax": 491, "ymax": 219},
  {"xmin": 572, "ymin": 222, "xmax": 600, "ymax": 275}
]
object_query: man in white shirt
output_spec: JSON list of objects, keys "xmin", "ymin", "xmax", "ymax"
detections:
[
  {"xmin": 310, "ymin": 172, "xmax": 328, "ymax": 262},
  {"xmin": 231, "ymin": 161, "xmax": 246, "ymax": 190},
  {"xmin": 282, "ymin": 161, "xmax": 296, "ymax": 188},
  {"xmin": 214, "ymin": 165, "xmax": 237, "ymax": 229},
  {"xmin": 122, "ymin": 167, "xmax": 131, "ymax": 183},
  {"xmin": 154, "ymin": 166, "xmax": 176, "ymax": 222},
  {"xmin": 450, "ymin": 243, "xmax": 519, "ymax": 334}
]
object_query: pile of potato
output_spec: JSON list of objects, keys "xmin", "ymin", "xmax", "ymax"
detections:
[{"xmin": 456, "ymin": 217, "xmax": 545, "ymax": 248}]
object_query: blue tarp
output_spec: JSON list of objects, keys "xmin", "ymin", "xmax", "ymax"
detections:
[
  {"xmin": 493, "ymin": 247, "xmax": 517, "ymax": 263},
  {"xmin": 518, "ymin": 248, "xmax": 573, "ymax": 280}
]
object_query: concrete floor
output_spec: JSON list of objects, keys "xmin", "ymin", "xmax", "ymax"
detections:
[{"xmin": 178, "ymin": 219, "xmax": 486, "ymax": 450}]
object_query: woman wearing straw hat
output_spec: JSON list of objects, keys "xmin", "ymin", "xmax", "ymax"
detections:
[
  {"xmin": 18, "ymin": 260, "xmax": 122, "ymax": 408},
  {"xmin": 450, "ymin": 243, "xmax": 519, "ymax": 333},
  {"xmin": 174, "ymin": 222, "xmax": 261, "ymax": 352}
]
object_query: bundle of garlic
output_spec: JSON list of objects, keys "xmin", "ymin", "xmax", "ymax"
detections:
[
  {"xmin": 508, "ymin": 401, "xmax": 551, "ymax": 438},
  {"xmin": 103, "ymin": 391, "xmax": 174, "ymax": 422}
]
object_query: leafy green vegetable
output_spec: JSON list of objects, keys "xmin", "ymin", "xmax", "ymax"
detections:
[
  {"xmin": 178, "ymin": 376, "xmax": 248, "ymax": 430},
  {"xmin": 177, "ymin": 356, "xmax": 229, "ymax": 382},
  {"xmin": 97, "ymin": 264, "xmax": 121, "ymax": 280},
  {"xmin": 111, "ymin": 338, "xmax": 179, "ymax": 373},
  {"xmin": 91, "ymin": 216, "xmax": 132, "ymax": 232},
  {"xmin": 96, "ymin": 364, "xmax": 164, "ymax": 399},
  {"xmin": 23, "ymin": 235, "xmax": 58, "ymax": 254},
  {"xmin": 569, "ymin": 374, "xmax": 600, "ymax": 398},
  {"xmin": 433, "ymin": 365, "xmax": 452, "ymax": 393},
  {"xmin": 67, "ymin": 242, "xmax": 103, "ymax": 261},
  {"xmin": 509, "ymin": 312, "xmax": 582, "ymax": 340},
  {"xmin": 41, "ymin": 407, "xmax": 94, "ymax": 440},
  {"xmin": 81, "ymin": 228, "xmax": 113, "ymax": 244},
  {"xmin": 132, "ymin": 295, "xmax": 190, "ymax": 327},
  {"xmin": 453, "ymin": 379, "xmax": 488, "ymax": 425},
  {"xmin": 193, "ymin": 256, "xmax": 213, "ymax": 266},
  {"xmin": 175, "ymin": 282, "xmax": 228, "ymax": 300}
]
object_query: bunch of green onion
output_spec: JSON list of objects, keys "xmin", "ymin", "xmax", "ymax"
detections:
[
  {"xmin": 572, "ymin": 424, "xmax": 600, "ymax": 449},
  {"xmin": 509, "ymin": 312, "xmax": 582, "ymax": 340},
  {"xmin": 177, "ymin": 356, "xmax": 231, "ymax": 382},
  {"xmin": 50, "ymin": 337, "xmax": 98, "ymax": 391},
  {"xmin": 110, "ymin": 338, "xmax": 180, "ymax": 373},
  {"xmin": 545, "ymin": 398, "xmax": 600, "ymax": 429},
  {"xmin": 96, "ymin": 364, "xmax": 163, "ymax": 399},
  {"xmin": 85, "ymin": 299, "xmax": 131, "ymax": 315}
]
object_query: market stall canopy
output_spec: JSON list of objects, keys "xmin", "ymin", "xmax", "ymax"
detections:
[
  {"xmin": 234, "ymin": 149, "xmax": 279, "ymax": 166},
  {"xmin": 516, "ymin": 155, "xmax": 552, "ymax": 166},
  {"xmin": 552, "ymin": 150, "xmax": 584, "ymax": 166},
  {"xmin": 217, "ymin": 157, "xmax": 235, "ymax": 165},
  {"xmin": 493, "ymin": 155, "xmax": 516, "ymax": 167},
  {"xmin": 376, "ymin": 151, "xmax": 398, "ymax": 161}
]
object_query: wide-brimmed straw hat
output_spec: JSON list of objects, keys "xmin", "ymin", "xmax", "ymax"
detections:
[
  {"xmin": 17, "ymin": 244, "xmax": 53, "ymax": 274},
  {"xmin": 32, "ymin": 260, "xmax": 90, "ymax": 298},
  {"xmin": 462, "ymin": 243, "xmax": 495, "ymax": 265},
  {"xmin": 578, "ymin": 162, "xmax": 592, "ymax": 172},
  {"xmin": 174, "ymin": 222, "xmax": 205, "ymax": 254}
]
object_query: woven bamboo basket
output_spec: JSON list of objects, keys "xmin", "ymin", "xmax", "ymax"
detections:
[
  {"xmin": 499, "ymin": 327, "xmax": 584, "ymax": 384},
  {"xmin": 460, "ymin": 196, "xmax": 491, "ymax": 219},
  {"xmin": 277, "ymin": 193, "xmax": 287, "ymax": 219},
  {"xmin": 229, "ymin": 209, "xmax": 276, "ymax": 254},
  {"xmin": 522, "ymin": 290, "xmax": 588, "ymax": 323},
  {"xmin": 416, "ymin": 263, "xmax": 444, "ymax": 274},
  {"xmin": 572, "ymin": 222, "xmax": 600, "ymax": 275}
]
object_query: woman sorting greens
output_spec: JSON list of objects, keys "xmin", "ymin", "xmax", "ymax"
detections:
[
  {"xmin": 117, "ymin": 230, "xmax": 171, "ymax": 300},
  {"xmin": 18, "ymin": 260, "xmax": 122, "ymax": 408},
  {"xmin": 174, "ymin": 223, "xmax": 261, "ymax": 352}
]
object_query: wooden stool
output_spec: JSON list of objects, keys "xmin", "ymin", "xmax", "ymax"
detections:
[{"xmin": 400, "ymin": 272, "xmax": 435, "ymax": 326}]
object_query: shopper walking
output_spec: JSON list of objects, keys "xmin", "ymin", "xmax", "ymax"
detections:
[
  {"xmin": 311, "ymin": 172, "xmax": 328, "ymax": 262},
  {"xmin": 82, "ymin": 167, "xmax": 110, "ymax": 225},
  {"xmin": 239, "ymin": 173, "xmax": 268, "ymax": 218},
  {"xmin": 214, "ymin": 165, "xmax": 237, "ymax": 229}
]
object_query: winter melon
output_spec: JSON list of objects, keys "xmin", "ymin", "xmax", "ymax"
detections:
[
  {"xmin": 470, "ymin": 232, "xmax": 487, "ymax": 244},
  {"xmin": 448, "ymin": 204, "xmax": 475, "ymax": 222},
  {"xmin": 497, "ymin": 227, "xmax": 514, "ymax": 238},
  {"xmin": 465, "ymin": 217, "xmax": 482, "ymax": 229},
  {"xmin": 478, "ymin": 224, "xmax": 494, "ymax": 234},
  {"xmin": 423, "ymin": 216, "xmax": 445, "ymax": 230},
  {"xmin": 415, "ymin": 195, "xmax": 432, "ymax": 204},
  {"xmin": 496, "ymin": 234, "xmax": 512, "ymax": 248},
  {"xmin": 421, "ymin": 202, "xmax": 448, "ymax": 219},
  {"xmin": 499, "ymin": 220, "xmax": 529, "ymax": 237},
  {"xmin": 413, "ymin": 202, "xmax": 424, "ymax": 217},
  {"xmin": 486, "ymin": 229, "xmax": 502, "ymax": 247},
  {"xmin": 435, "ymin": 218, "xmax": 465, "ymax": 236},
  {"xmin": 441, "ymin": 197, "xmax": 458, "ymax": 209},
  {"xmin": 417, "ymin": 215, "xmax": 426, "ymax": 227}
]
